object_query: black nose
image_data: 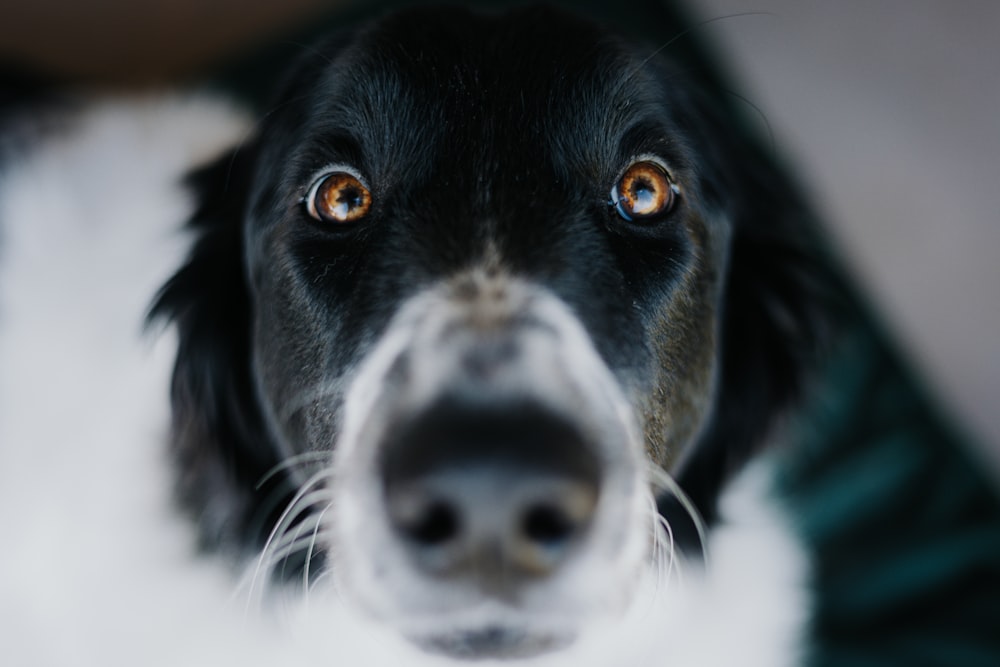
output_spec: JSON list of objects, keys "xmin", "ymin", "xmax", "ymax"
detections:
[{"xmin": 380, "ymin": 398, "xmax": 601, "ymax": 592}]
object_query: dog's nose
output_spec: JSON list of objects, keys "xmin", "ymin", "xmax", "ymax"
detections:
[{"xmin": 380, "ymin": 398, "xmax": 601, "ymax": 591}]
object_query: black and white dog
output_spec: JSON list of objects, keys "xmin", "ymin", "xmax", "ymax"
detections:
[{"xmin": 1, "ymin": 3, "xmax": 849, "ymax": 665}]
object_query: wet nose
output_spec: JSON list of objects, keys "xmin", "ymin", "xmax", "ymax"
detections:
[{"xmin": 380, "ymin": 398, "xmax": 601, "ymax": 592}]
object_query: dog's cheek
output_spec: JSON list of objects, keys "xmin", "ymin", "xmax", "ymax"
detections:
[
  {"xmin": 250, "ymin": 261, "xmax": 345, "ymax": 459},
  {"xmin": 642, "ymin": 288, "xmax": 719, "ymax": 468},
  {"xmin": 639, "ymin": 219, "xmax": 724, "ymax": 468}
]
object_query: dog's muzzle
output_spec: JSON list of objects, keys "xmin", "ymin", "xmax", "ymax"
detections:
[
  {"xmin": 382, "ymin": 395, "xmax": 602, "ymax": 586},
  {"xmin": 327, "ymin": 270, "xmax": 650, "ymax": 657}
]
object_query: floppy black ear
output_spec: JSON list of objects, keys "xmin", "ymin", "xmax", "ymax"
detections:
[
  {"xmin": 671, "ymin": 85, "xmax": 851, "ymax": 524},
  {"xmin": 148, "ymin": 32, "xmax": 365, "ymax": 555},
  {"xmin": 150, "ymin": 145, "xmax": 291, "ymax": 554}
]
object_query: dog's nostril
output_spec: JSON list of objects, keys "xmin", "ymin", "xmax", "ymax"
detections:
[
  {"xmin": 522, "ymin": 503, "xmax": 576, "ymax": 546},
  {"xmin": 512, "ymin": 483, "xmax": 598, "ymax": 576},
  {"xmin": 404, "ymin": 499, "xmax": 461, "ymax": 546},
  {"xmin": 387, "ymin": 487, "xmax": 464, "ymax": 548},
  {"xmin": 380, "ymin": 398, "xmax": 603, "ymax": 586}
]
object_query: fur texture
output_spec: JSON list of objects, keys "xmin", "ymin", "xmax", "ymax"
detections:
[
  {"xmin": 0, "ymin": 4, "xmax": 836, "ymax": 664},
  {"xmin": 0, "ymin": 99, "xmax": 807, "ymax": 666},
  {"xmin": 152, "ymin": 3, "xmax": 840, "ymax": 550}
]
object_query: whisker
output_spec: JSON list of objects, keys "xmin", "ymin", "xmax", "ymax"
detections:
[
  {"xmin": 276, "ymin": 513, "xmax": 323, "ymax": 582},
  {"xmin": 246, "ymin": 469, "xmax": 333, "ymax": 613},
  {"xmin": 303, "ymin": 503, "xmax": 334, "ymax": 601},
  {"xmin": 243, "ymin": 514, "xmax": 332, "ymax": 614},
  {"xmin": 309, "ymin": 569, "xmax": 335, "ymax": 597},
  {"xmin": 646, "ymin": 464, "xmax": 710, "ymax": 566},
  {"xmin": 609, "ymin": 11, "xmax": 776, "ymax": 156},
  {"xmin": 256, "ymin": 451, "xmax": 331, "ymax": 490},
  {"xmin": 622, "ymin": 12, "xmax": 774, "ymax": 85},
  {"xmin": 656, "ymin": 512, "xmax": 678, "ymax": 587},
  {"xmin": 260, "ymin": 492, "xmax": 334, "ymax": 565},
  {"xmin": 256, "ymin": 527, "xmax": 330, "ymax": 582},
  {"xmin": 642, "ymin": 486, "xmax": 678, "ymax": 601},
  {"xmin": 718, "ymin": 87, "xmax": 777, "ymax": 155},
  {"xmin": 262, "ymin": 518, "xmax": 323, "ymax": 562}
]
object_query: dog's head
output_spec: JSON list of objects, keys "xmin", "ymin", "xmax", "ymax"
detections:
[{"xmin": 153, "ymin": 4, "xmax": 838, "ymax": 658}]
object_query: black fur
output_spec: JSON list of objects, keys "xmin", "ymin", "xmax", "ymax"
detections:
[
  {"xmin": 150, "ymin": 3, "xmax": 849, "ymax": 555},
  {"xmin": 152, "ymin": 149, "xmax": 299, "ymax": 551}
]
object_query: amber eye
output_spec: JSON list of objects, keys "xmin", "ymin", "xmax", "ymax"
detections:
[
  {"xmin": 305, "ymin": 171, "xmax": 372, "ymax": 223},
  {"xmin": 610, "ymin": 161, "xmax": 678, "ymax": 222}
]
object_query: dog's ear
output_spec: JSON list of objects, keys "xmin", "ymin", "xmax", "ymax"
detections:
[
  {"xmin": 148, "ymin": 32, "xmax": 362, "ymax": 555},
  {"xmin": 672, "ymin": 84, "xmax": 851, "ymax": 522},
  {"xmin": 149, "ymin": 144, "xmax": 291, "ymax": 553}
]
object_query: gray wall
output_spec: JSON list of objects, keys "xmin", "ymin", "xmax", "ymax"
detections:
[{"xmin": 690, "ymin": 1, "xmax": 1000, "ymax": 469}]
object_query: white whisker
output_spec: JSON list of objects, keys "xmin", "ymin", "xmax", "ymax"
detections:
[
  {"xmin": 256, "ymin": 451, "xmax": 331, "ymax": 490},
  {"xmin": 308, "ymin": 569, "xmax": 335, "ymax": 597},
  {"xmin": 257, "ymin": 530, "xmax": 331, "ymax": 582},
  {"xmin": 246, "ymin": 469, "xmax": 333, "ymax": 614},
  {"xmin": 262, "ymin": 492, "xmax": 333, "ymax": 555},
  {"xmin": 648, "ymin": 493, "xmax": 677, "ymax": 593},
  {"xmin": 646, "ymin": 464, "xmax": 710, "ymax": 566},
  {"xmin": 258, "ymin": 501, "xmax": 333, "ymax": 575},
  {"xmin": 303, "ymin": 503, "xmax": 333, "ymax": 601}
]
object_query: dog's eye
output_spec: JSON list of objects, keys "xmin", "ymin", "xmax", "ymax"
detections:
[
  {"xmin": 305, "ymin": 172, "xmax": 372, "ymax": 224},
  {"xmin": 610, "ymin": 161, "xmax": 678, "ymax": 222}
]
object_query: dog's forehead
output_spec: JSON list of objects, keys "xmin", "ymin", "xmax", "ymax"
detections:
[
  {"xmin": 353, "ymin": 6, "xmax": 622, "ymax": 97},
  {"xmin": 286, "ymin": 7, "xmax": 682, "ymax": 184}
]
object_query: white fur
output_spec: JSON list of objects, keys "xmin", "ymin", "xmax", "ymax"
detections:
[
  {"xmin": 0, "ymin": 96, "xmax": 809, "ymax": 666},
  {"xmin": 326, "ymin": 275, "xmax": 650, "ymax": 637}
]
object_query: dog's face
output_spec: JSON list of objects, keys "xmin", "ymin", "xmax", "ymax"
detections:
[
  {"xmin": 155, "ymin": 4, "xmax": 833, "ymax": 659},
  {"xmin": 248, "ymin": 6, "xmax": 728, "ymax": 467}
]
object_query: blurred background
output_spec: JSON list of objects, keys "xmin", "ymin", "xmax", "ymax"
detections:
[{"xmin": 2, "ymin": 0, "xmax": 997, "ymax": 469}]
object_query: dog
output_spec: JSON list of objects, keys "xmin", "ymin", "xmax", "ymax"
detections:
[
  {"xmin": 4, "ymin": 2, "xmax": 995, "ymax": 666},
  {"xmin": 144, "ymin": 3, "xmax": 836, "ymax": 659}
]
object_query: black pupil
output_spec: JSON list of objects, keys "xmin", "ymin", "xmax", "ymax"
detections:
[
  {"xmin": 629, "ymin": 177, "xmax": 657, "ymax": 213},
  {"xmin": 338, "ymin": 185, "xmax": 362, "ymax": 209}
]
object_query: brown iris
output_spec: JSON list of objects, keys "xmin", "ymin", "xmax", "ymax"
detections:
[
  {"xmin": 610, "ymin": 161, "xmax": 678, "ymax": 222},
  {"xmin": 307, "ymin": 172, "xmax": 372, "ymax": 223}
]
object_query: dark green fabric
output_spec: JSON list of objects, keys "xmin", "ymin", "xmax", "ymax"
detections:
[
  {"xmin": 197, "ymin": 1, "xmax": 1000, "ymax": 663},
  {"xmin": 775, "ymin": 317, "xmax": 1000, "ymax": 665}
]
